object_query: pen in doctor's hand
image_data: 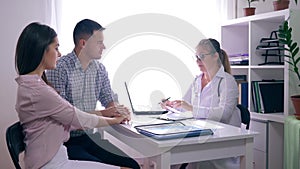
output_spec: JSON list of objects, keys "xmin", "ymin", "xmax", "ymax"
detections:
[{"xmin": 159, "ymin": 97, "xmax": 171, "ymax": 104}]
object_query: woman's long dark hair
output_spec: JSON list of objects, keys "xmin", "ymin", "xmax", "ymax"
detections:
[{"xmin": 15, "ymin": 22, "xmax": 57, "ymax": 83}]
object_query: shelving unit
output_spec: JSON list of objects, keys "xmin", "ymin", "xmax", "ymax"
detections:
[
  {"xmin": 221, "ymin": 9, "xmax": 300, "ymax": 169},
  {"xmin": 222, "ymin": 9, "xmax": 300, "ymax": 118}
]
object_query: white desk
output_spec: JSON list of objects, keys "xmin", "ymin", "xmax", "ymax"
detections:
[{"xmin": 103, "ymin": 115, "xmax": 257, "ymax": 169}]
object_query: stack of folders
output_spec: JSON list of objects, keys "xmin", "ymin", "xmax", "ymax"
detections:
[
  {"xmin": 134, "ymin": 122, "xmax": 214, "ymax": 140},
  {"xmin": 229, "ymin": 53, "xmax": 249, "ymax": 65},
  {"xmin": 251, "ymin": 80, "xmax": 284, "ymax": 113}
]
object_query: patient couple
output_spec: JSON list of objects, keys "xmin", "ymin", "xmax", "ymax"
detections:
[{"xmin": 15, "ymin": 18, "xmax": 240, "ymax": 169}]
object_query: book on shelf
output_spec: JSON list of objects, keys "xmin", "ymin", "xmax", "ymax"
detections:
[
  {"xmin": 229, "ymin": 53, "xmax": 249, "ymax": 65},
  {"xmin": 251, "ymin": 80, "xmax": 284, "ymax": 113},
  {"xmin": 238, "ymin": 82, "xmax": 248, "ymax": 108},
  {"xmin": 234, "ymin": 75, "xmax": 247, "ymax": 82},
  {"xmin": 234, "ymin": 75, "xmax": 248, "ymax": 108},
  {"xmin": 251, "ymin": 81, "xmax": 261, "ymax": 113}
]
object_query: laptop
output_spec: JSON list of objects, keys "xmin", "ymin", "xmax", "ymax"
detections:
[{"xmin": 124, "ymin": 82, "xmax": 168, "ymax": 115}]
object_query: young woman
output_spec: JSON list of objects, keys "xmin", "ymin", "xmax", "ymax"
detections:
[
  {"xmin": 15, "ymin": 22, "xmax": 130, "ymax": 169},
  {"xmin": 163, "ymin": 38, "xmax": 241, "ymax": 169}
]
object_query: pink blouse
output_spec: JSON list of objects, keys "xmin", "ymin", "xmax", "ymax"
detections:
[{"xmin": 15, "ymin": 75, "xmax": 99, "ymax": 169}]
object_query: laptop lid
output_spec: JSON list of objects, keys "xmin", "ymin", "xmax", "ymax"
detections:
[
  {"xmin": 124, "ymin": 82, "xmax": 167, "ymax": 115},
  {"xmin": 124, "ymin": 81, "xmax": 136, "ymax": 113}
]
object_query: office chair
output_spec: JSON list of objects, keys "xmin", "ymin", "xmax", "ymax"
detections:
[
  {"xmin": 6, "ymin": 121, "xmax": 25, "ymax": 169},
  {"xmin": 237, "ymin": 104, "xmax": 251, "ymax": 130}
]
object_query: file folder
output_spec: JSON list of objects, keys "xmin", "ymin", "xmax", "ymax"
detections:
[{"xmin": 134, "ymin": 122, "xmax": 213, "ymax": 140}]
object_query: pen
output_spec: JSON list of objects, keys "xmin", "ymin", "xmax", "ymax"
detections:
[{"xmin": 158, "ymin": 97, "xmax": 171, "ymax": 104}]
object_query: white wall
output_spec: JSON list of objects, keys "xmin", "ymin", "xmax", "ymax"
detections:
[
  {"xmin": 0, "ymin": 0, "xmax": 49, "ymax": 168},
  {"xmin": 58, "ymin": 0, "xmax": 222, "ymax": 109}
]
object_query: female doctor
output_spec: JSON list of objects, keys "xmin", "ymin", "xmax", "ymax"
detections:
[{"xmin": 164, "ymin": 38, "xmax": 241, "ymax": 169}]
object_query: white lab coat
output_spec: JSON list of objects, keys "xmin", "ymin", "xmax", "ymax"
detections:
[{"xmin": 183, "ymin": 66, "xmax": 241, "ymax": 127}]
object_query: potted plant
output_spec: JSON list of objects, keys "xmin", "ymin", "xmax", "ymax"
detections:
[
  {"xmin": 273, "ymin": 0, "xmax": 290, "ymax": 11},
  {"xmin": 278, "ymin": 19, "xmax": 300, "ymax": 114},
  {"xmin": 244, "ymin": 0, "xmax": 259, "ymax": 16}
]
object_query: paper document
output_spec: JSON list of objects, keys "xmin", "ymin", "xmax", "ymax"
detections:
[
  {"xmin": 165, "ymin": 106, "xmax": 182, "ymax": 114},
  {"xmin": 158, "ymin": 108, "xmax": 193, "ymax": 121}
]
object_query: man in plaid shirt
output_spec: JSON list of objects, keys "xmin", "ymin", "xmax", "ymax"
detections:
[{"xmin": 46, "ymin": 19, "xmax": 140, "ymax": 169}]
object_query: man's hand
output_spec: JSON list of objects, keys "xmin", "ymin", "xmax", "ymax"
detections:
[{"xmin": 95, "ymin": 105, "xmax": 131, "ymax": 122}]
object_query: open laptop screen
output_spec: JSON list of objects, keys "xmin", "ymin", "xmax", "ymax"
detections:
[{"xmin": 124, "ymin": 82, "xmax": 167, "ymax": 115}]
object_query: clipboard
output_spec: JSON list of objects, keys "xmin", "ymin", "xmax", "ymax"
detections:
[{"xmin": 134, "ymin": 122, "xmax": 213, "ymax": 140}]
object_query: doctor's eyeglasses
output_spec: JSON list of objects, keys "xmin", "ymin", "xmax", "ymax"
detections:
[{"xmin": 195, "ymin": 53, "xmax": 212, "ymax": 61}]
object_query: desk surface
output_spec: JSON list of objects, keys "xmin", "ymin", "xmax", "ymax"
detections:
[
  {"xmin": 111, "ymin": 115, "xmax": 256, "ymax": 143},
  {"xmin": 104, "ymin": 115, "xmax": 257, "ymax": 169}
]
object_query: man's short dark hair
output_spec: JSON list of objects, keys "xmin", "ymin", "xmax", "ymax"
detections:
[{"xmin": 73, "ymin": 19, "xmax": 105, "ymax": 45}]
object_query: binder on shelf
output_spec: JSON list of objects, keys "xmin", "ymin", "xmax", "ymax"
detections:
[
  {"xmin": 254, "ymin": 81, "xmax": 262, "ymax": 113},
  {"xmin": 251, "ymin": 80, "xmax": 284, "ymax": 113},
  {"xmin": 258, "ymin": 81, "xmax": 284, "ymax": 113},
  {"xmin": 251, "ymin": 82, "xmax": 258, "ymax": 112},
  {"xmin": 239, "ymin": 82, "xmax": 248, "ymax": 108}
]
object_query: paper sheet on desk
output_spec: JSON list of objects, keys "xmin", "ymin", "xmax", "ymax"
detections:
[
  {"xmin": 186, "ymin": 120, "xmax": 224, "ymax": 130},
  {"xmin": 158, "ymin": 110, "xmax": 193, "ymax": 121}
]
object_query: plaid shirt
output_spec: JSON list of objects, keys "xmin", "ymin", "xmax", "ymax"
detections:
[{"xmin": 46, "ymin": 51, "xmax": 117, "ymax": 136}]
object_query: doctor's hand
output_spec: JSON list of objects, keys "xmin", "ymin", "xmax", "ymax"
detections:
[
  {"xmin": 160, "ymin": 98, "xmax": 173, "ymax": 109},
  {"xmin": 170, "ymin": 100, "xmax": 193, "ymax": 112}
]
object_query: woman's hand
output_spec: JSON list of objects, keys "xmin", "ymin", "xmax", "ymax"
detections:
[
  {"xmin": 110, "ymin": 113, "xmax": 131, "ymax": 124},
  {"xmin": 98, "ymin": 112, "xmax": 131, "ymax": 126}
]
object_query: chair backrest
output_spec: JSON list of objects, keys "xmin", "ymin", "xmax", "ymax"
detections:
[
  {"xmin": 6, "ymin": 122, "xmax": 25, "ymax": 169},
  {"xmin": 217, "ymin": 78, "xmax": 251, "ymax": 130},
  {"xmin": 237, "ymin": 104, "xmax": 251, "ymax": 130}
]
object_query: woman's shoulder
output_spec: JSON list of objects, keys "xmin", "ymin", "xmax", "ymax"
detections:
[
  {"xmin": 216, "ymin": 71, "xmax": 237, "ymax": 87},
  {"xmin": 224, "ymin": 72, "xmax": 236, "ymax": 80}
]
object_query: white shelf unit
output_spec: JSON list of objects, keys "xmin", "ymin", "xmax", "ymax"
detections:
[
  {"xmin": 221, "ymin": 9, "xmax": 300, "ymax": 169},
  {"xmin": 221, "ymin": 9, "xmax": 300, "ymax": 118}
]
